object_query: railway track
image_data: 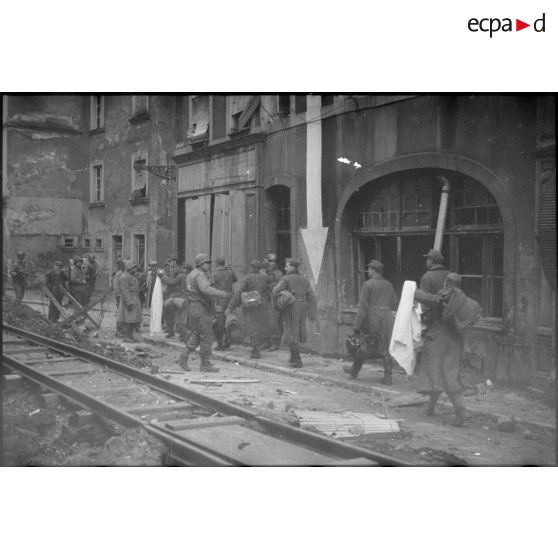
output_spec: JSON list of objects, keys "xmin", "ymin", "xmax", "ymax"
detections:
[{"xmin": 2, "ymin": 323, "xmax": 408, "ymax": 466}]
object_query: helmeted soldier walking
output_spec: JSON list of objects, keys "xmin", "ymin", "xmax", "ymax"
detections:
[
  {"xmin": 212, "ymin": 257, "xmax": 237, "ymax": 350},
  {"xmin": 117, "ymin": 260, "xmax": 142, "ymax": 343},
  {"xmin": 10, "ymin": 251, "xmax": 28, "ymax": 301},
  {"xmin": 343, "ymin": 260, "xmax": 398, "ymax": 384},
  {"xmin": 272, "ymin": 258, "xmax": 317, "ymax": 368},
  {"xmin": 228, "ymin": 260, "xmax": 271, "ymax": 359},
  {"xmin": 176, "ymin": 254, "xmax": 229, "ymax": 372},
  {"xmin": 45, "ymin": 260, "xmax": 68, "ymax": 322},
  {"xmin": 414, "ymin": 273, "xmax": 481, "ymax": 426},
  {"xmin": 262, "ymin": 252, "xmax": 283, "ymax": 351}
]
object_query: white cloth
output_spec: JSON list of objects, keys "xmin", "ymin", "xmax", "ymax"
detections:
[
  {"xmin": 149, "ymin": 276, "xmax": 163, "ymax": 336},
  {"xmin": 389, "ymin": 280, "xmax": 424, "ymax": 375}
]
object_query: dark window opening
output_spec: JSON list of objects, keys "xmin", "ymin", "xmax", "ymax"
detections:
[
  {"xmin": 278, "ymin": 95, "xmax": 291, "ymax": 116},
  {"xmin": 212, "ymin": 95, "xmax": 227, "ymax": 140},
  {"xmin": 94, "ymin": 95, "xmax": 103, "ymax": 128},
  {"xmin": 295, "ymin": 95, "xmax": 307, "ymax": 114},
  {"xmin": 133, "ymin": 159, "xmax": 147, "ymax": 198},
  {"xmin": 265, "ymin": 185, "xmax": 291, "ymax": 267},
  {"xmin": 321, "ymin": 95, "xmax": 334, "ymax": 106},
  {"xmin": 134, "ymin": 234, "xmax": 146, "ymax": 271}
]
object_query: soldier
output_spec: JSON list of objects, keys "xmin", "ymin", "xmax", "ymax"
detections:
[
  {"xmin": 112, "ymin": 259, "xmax": 126, "ymax": 337},
  {"xmin": 159, "ymin": 262, "xmax": 192, "ymax": 340},
  {"xmin": 420, "ymin": 249, "xmax": 450, "ymax": 304},
  {"xmin": 228, "ymin": 260, "xmax": 271, "ymax": 359},
  {"xmin": 262, "ymin": 252, "xmax": 284, "ymax": 351},
  {"xmin": 212, "ymin": 257, "xmax": 237, "ymax": 350},
  {"xmin": 343, "ymin": 260, "xmax": 398, "ymax": 385},
  {"xmin": 85, "ymin": 253, "xmax": 98, "ymax": 303},
  {"xmin": 272, "ymin": 258, "xmax": 317, "ymax": 368},
  {"xmin": 45, "ymin": 261, "xmax": 68, "ymax": 323},
  {"xmin": 10, "ymin": 250, "xmax": 28, "ymax": 301},
  {"xmin": 176, "ymin": 254, "xmax": 229, "ymax": 373},
  {"xmin": 414, "ymin": 273, "xmax": 480, "ymax": 426},
  {"xmin": 70, "ymin": 258, "xmax": 88, "ymax": 306},
  {"xmin": 117, "ymin": 260, "xmax": 142, "ymax": 343}
]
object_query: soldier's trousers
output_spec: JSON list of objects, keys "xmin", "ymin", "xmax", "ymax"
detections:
[
  {"xmin": 14, "ymin": 280, "xmax": 25, "ymax": 301},
  {"xmin": 185, "ymin": 302, "xmax": 215, "ymax": 363}
]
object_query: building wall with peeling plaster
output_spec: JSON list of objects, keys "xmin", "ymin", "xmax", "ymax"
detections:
[{"xmin": 4, "ymin": 95, "xmax": 176, "ymax": 291}]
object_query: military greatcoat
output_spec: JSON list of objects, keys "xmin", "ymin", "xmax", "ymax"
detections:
[
  {"xmin": 414, "ymin": 287, "xmax": 466, "ymax": 394},
  {"xmin": 117, "ymin": 271, "xmax": 142, "ymax": 324},
  {"xmin": 353, "ymin": 277, "xmax": 398, "ymax": 357},
  {"xmin": 272, "ymin": 271, "xmax": 317, "ymax": 345}
]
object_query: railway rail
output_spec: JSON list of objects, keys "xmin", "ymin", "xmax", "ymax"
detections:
[{"xmin": 2, "ymin": 323, "xmax": 408, "ymax": 466}]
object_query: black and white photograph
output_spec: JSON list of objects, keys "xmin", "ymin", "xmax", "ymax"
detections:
[{"xmin": 2, "ymin": 93, "xmax": 555, "ymax": 467}]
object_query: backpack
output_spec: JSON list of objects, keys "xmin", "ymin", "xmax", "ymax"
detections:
[{"xmin": 241, "ymin": 290, "xmax": 262, "ymax": 308}]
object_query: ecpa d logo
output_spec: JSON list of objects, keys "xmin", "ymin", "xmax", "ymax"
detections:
[{"xmin": 468, "ymin": 13, "xmax": 546, "ymax": 37}]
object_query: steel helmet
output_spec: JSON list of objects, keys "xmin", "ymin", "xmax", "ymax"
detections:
[{"xmin": 194, "ymin": 253, "xmax": 211, "ymax": 267}]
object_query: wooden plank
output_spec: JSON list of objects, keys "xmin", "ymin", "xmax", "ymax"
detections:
[
  {"xmin": 23, "ymin": 357, "xmax": 81, "ymax": 365},
  {"xmin": 295, "ymin": 411, "xmax": 401, "ymax": 438},
  {"xmin": 47, "ymin": 368, "xmax": 97, "ymax": 376},
  {"xmin": 189, "ymin": 378, "xmax": 260, "ymax": 385},
  {"xmin": 41, "ymin": 283, "xmax": 71, "ymax": 320},
  {"xmin": 161, "ymin": 416, "xmax": 246, "ymax": 432},
  {"xmin": 4, "ymin": 347, "xmax": 48, "ymax": 355},
  {"xmin": 175, "ymin": 424, "xmax": 336, "ymax": 466},
  {"xmin": 122, "ymin": 402, "xmax": 194, "ymax": 415}
]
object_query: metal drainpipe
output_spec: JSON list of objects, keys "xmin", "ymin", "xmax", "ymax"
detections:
[{"xmin": 434, "ymin": 176, "xmax": 451, "ymax": 252}]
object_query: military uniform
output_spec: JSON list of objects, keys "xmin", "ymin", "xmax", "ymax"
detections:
[
  {"xmin": 178, "ymin": 262, "xmax": 228, "ymax": 372},
  {"xmin": 273, "ymin": 269, "xmax": 317, "ymax": 367},
  {"xmin": 212, "ymin": 264, "xmax": 237, "ymax": 349},
  {"xmin": 117, "ymin": 267, "xmax": 142, "ymax": 341},
  {"xmin": 160, "ymin": 266, "xmax": 190, "ymax": 339},
  {"xmin": 85, "ymin": 258, "xmax": 98, "ymax": 304},
  {"xmin": 348, "ymin": 276, "xmax": 398, "ymax": 382},
  {"xmin": 229, "ymin": 270, "xmax": 271, "ymax": 359},
  {"xmin": 70, "ymin": 264, "xmax": 88, "ymax": 306},
  {"xmin": 264, "ymin": 267, "xmax": 284, "ymax": 349},
  {"xmin": 45, "ymin": 265, "xmax": 68, "ymax": 322},
  {"xmin": 414, "ymin": 283, "xmax": 469, "ymax": 425},
  {"xmin": 10, "ymin": 255, "xmax": 28, "ymax": 301}
]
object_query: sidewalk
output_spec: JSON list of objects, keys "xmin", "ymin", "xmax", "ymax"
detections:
[{"xmin": 14, "ymin": 290, "xmax": 557, "ymax": 434}]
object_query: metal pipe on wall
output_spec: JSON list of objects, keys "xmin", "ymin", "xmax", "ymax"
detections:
[{"xmin": 434, "ymin": 175, "xmax": 451, "ymax": 252}]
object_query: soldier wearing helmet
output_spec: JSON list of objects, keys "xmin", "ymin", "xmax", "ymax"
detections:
[
  {"xmin": 10, "ymin": 251, "xmax": 28, "ymax": 301},
  {"xmin": 175, "ymin": 254, "xmax": 229, "ymax": 372}
]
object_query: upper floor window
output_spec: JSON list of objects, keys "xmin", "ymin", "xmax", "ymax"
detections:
[
  {"xmin": 321, "ymin": 95, "xmax": 334, "ymax": 106},
  {"xmin": 132, "ymin": 154, "xmax": 148, "ymax": 199},
  {"xmin": 295, "ymin": 95, "xmax": 307, "ymax": 114},
  {"xmin": 188, "ymin": 96, "xmax": 209, "ymax": 143},
  {"xmin": 132, "ymin": 95, "xmax": 149, "ymax": 116},
  {"xmin": 90, "ymin": 163, "xmax": 104, "ymax": 203},
  {"xmin": 90, "ymin": 95, "xmax": 104, "ymax": 130},
  {"xmin": 278, "ymin": 95, "xmax": 291, "ymax": 116}
]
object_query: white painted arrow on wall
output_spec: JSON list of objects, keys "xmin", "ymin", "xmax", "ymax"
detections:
[{"xmin": 301, "ymin": 95, "xmax": 328, "ymax": 284}]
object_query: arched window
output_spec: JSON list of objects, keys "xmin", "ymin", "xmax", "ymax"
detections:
[{"xmin": 352, "ymin": 170, "xmax": 503, "ymax": 317}]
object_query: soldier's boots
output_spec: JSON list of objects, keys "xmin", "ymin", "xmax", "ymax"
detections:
[
  {"xmin": 261, "ymin": 338, "xmax": 272, "ymax": 350},
  {"xmin": 343, "ymin": 358, "xmax": 364, "ymax": 379},
  {"xmin": 165, "ymin": 328, "xmax": 175, "ymax": 339},
  {"xmin": 176, "ymin": 349, "xmax": 192, "ymax": 372},
  {"xmin": 424, "ymin": 391, "xmax": 441, "ymax": 416},
  {"xmin": 269, "ymin": 338, "xmax": 280, "ymax": 352},
  {"xmin": 448, "ymin": 393, "xmax": 468, "ymax": 427},
  {"xmin": 223, "ymin": 333, "xmax": 231, "ymax": 349},
  {"xmin": 250, "ymin": 347, "xmax": 261, "ymax": 359},
  {"xmin": 289, "ymin": 346, "xmax": 303, "ymax": 369},
  {"xmin": 380, "ymin": 356, "xmax": 393, "ymax": 385},
  {"xmin": 200, "ymin": 357, "xmax": 220, "ymax": 373},
  {"xmin": 123, "ymin": 325, "xmax": 138, "ymax": 344}
]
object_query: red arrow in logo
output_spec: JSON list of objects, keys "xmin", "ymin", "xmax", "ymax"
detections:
[{"xmin": 516, "ymin": 19, "xmax": 530, "ymax": 31}]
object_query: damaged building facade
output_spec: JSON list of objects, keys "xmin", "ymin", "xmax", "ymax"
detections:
[{"xmin": 3, "ymin": 94, "xmax": 556, "ymax": 387}]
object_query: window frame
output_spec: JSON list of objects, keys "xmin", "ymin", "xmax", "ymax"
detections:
[
  {"xmin": 90, "ymin": 95, "xmax": 105, "ymax": 130},
  {"xmin": 131, "ymin": 151, "xmax": 149, "ymax": 199},
  {"xmin": 90, "ymin": 162, "xmax": 105, "ymax": 203},
  {"xmin": 132, "ymin": 95, "xmax": 149, "ymax": 116}
]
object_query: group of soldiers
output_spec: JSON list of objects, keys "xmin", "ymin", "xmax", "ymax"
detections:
[
  {"xmin": 110, "ymin": 252, "xmax": 317, "ymax": 374},
  {"xmin": 8, "ymin": 251, "xmax": 98, "ymax": 323},
  {"xmin": 344, "ymin": 248, "xmax": 479, "ymax": 426}
]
